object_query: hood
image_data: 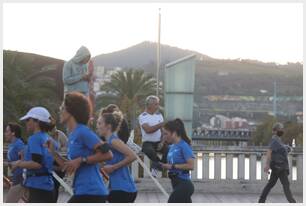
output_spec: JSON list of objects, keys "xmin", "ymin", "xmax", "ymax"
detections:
[{"xmin": 72, "ymin": 46, "xmax": 91, "ymax": 64}]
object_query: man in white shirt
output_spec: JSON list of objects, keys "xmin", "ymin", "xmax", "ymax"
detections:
[{"xmin": 138, "ymin": 95, "xmax": 168, "ymax": 177}]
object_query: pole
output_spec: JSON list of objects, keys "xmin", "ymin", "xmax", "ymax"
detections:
[
  {"xmin": 273, "ymin": 81, "xmax": 277, "ymax": 116},
  {"xmin": 156, "ymin": 8, "xmax": 161, "ymax": 97}
]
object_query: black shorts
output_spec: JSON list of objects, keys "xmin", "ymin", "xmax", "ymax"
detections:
[
  {"xmin": 68, "ymin": 195, "xmax": 107, "ymax": 203},
  {"xmin": 28, "ymin": 187, "xmax": 54, "ymax": 203},
  {"xmin": 108, "ymin": 190, "xmax": 137, "ymax": 203}
]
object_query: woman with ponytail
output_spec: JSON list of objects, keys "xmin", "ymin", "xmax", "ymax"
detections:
[
  {"xmin": 97, "ymin": 111, "xmax": 138, "ymax": 203},
  {"xmin": 161, "ymin": 118, "xmax": 195, "ymax": 203}
]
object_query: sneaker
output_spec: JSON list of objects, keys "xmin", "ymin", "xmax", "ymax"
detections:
[{"xmin": 151, "ymin": 168, "xmax": 161, "ymax": 178}]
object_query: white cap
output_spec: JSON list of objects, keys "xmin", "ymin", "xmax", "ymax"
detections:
[{"xmin": 20, "ymin": 107, "xmax": 51, "ymax": 123}]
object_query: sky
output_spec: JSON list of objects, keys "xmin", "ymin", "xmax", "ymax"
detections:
[{"xmin": 3, "ymin": 3, "xmax": 303, "ymax": 64}]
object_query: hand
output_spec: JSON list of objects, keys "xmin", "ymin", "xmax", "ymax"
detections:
[
  {"xmin": 102, "ymin": 165, "xmax": 115, "ymax": 174},
  {"xmin": 161, "ymin": 163, "xmax": 172, "ymax": 170},
  {"xmin": 82, "ymin": 74, "xmax": 91, "ymax": 81},
  {"xmin": 64, "ymin": 157, "xmax": 82, "ymax": 175},
  {"xmin": 264, "ymin": 165, "xmax": 270, "ymax": 173}
]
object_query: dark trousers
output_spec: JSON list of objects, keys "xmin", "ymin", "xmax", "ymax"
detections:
[
  {"xmin": 68, "ymin": 195, "xmax": 107, "ymax": 203},
  {"xmin": 108, "ymin": 190, "xmax": 137, "ymax": 203},
  {"xmin": 168, "ymin": 177, "xmax": 194, "ymax": 203},
  {"xmin": 28, "ymin": 187, "xmax": 54, "ymax": 203},
  {"xmin": 142, "ymin": 141, "xmax": 168, "ymax": 164},
  {"xmin": 259, "ymin": 169, "xmax": 296, "ymax": 203}
]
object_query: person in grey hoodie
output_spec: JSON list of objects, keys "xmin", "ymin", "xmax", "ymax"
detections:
[{"xmin": 62, "ymin": 46, "xmax": 92, "ymax": 96}]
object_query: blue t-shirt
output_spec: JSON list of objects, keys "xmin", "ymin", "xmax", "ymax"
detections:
[
  {"xmin": 105, "ymin": 134, "xmax": 137, "ymax": 193},
  {"xmin": 7, "ymin": 138, "xmax": 25, "ymax": 185},
  {"xmin": 167, "ymin": 139, "xmax": 194, "ymax": 180},
  {"xmin": 24, "ymin": 132, "xmax": 54, "ymax": 191},
  {"xmin": 67, "ymin": 124, "xmax": 108, "ymax": 196}
]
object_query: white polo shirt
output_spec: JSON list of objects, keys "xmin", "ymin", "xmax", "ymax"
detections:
[{"xmin": 138, "ymin": 112, "xmax": 164, "ymax": 143}]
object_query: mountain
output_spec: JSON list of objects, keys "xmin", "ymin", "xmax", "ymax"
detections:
[
  {"xmin": 92, "ymin": 41, "xmax": 211, "ymax": 70},
  {"xmin": 93, "ymin": 41, "xmax": 303, "ymax": 97}
]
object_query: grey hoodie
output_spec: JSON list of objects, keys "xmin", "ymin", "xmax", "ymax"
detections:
[{"xmin": 62, "ymin": 46, "xmax": 91, "ymax": 94}]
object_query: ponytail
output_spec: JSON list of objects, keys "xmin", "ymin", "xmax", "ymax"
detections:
[{"xmin": 164, "ymin": 118, "xmax": 191, "ymax": 145}]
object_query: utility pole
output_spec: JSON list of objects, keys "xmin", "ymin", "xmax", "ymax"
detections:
[
  {"xmin": 273, "ymin": 81, "xmax": 277, "ymax": 116},
  {"xmin": 156, "ymin": 8, "xmax": 161, "ymax": 97}
]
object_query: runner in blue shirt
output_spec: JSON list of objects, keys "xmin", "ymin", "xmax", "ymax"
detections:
[
  {"xmin": 11, "ymin": 107, "xmax": 55, "ymax": 203},
  {"xmin": 97, "ymin": 110, "xmax": 137, "ymax": 202},
  {"xmin": 5, "ymin": 122, "xmax": 25, "ymax": 202},
  {"xmin": 161, "ymin": 118, "xmax": 195, "ymax": 203},
  {"xmin": 50, "ymin": 92, "xmax": 113, "ymax": 203}
]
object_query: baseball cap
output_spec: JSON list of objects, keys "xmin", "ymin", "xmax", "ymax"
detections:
[{"xmin": 20, "ymin": 107, "xmax": 51, "ymax": 123}]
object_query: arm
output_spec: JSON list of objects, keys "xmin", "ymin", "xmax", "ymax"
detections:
[
  {"xmin": 62, "ymin": 63, "xmax": 85, "ymax": 85},
  {"xmin": 162, "ymin": 158, "xmax": 194, "ymax": 171},
  {"xmin": 141, "ymin": 122, "xmax": 164, "ymax": 134},
  {"xmin": 64, "ymin": 142, "xmax": 113, "ymax": 175},
  {"xmin": 14, "ymin": 160, "xmax": 42, "ymax": 170},
  {"xmin": 103, "ymin": 139, "xmax": 136, "ymax": 174},
  {"xmin": 12, "ymin": 153, "xmax": 44, "ymax": 170},
  {"xmin": 264, "ymin": 149, "xmax": 272, "ymax": 173},
  {"xmin": 173, "ymin": 158, "xmax": 194, "ymax": 171}
]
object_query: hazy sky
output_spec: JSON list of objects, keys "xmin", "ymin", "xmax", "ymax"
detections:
[{"xmin": 3, "ymin": 3, "xmax": 303, "ymax": 64}]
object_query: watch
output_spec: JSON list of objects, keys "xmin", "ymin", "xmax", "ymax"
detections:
[
  {"xmin": 81, "ymin": 157, "xmax": 87, "ymax": 164},
  {"xmin": 171, "ymin": 164, "xmax": 176, "ymax": 170}
]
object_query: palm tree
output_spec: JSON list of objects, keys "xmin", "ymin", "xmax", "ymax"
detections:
[{"xmin": 97, "ymin": 69, "xmax": 159, "ymax": 129}]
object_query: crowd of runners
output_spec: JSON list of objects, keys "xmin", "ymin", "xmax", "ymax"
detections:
[{"xmin": 4, "ymin": 46, "xmax": 296, "ymax": 203}]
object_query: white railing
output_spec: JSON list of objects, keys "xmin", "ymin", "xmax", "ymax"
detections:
[{"xmin": 3, "ymin": 145, "xmax": 303, "ymax": 182}]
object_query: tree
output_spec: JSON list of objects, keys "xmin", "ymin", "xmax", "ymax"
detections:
[
  {"xmin": 3, "ymin": 50, "xmax": 63, "ymax": 136},
  {"xmin": 97, "ymin": 69, "xmax": 158, "ymax": 129},
  {"xmin": 252, "ymin": 115, "xmax": 303, "ymax": 146}
]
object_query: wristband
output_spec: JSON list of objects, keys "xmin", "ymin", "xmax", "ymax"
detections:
[{"xmin": 171, "ymin": 164, "xmax": 176, "ymax": 170}]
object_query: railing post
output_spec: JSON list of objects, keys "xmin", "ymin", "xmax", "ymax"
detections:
[
  {"xmin": 238, "ymin": 154, "xmax": 245, "ymax": 180},
  {"xmin": 144, "ymin": 155, "xmax": 150, "ymax": 178},
  {"xmin": 214, "ymin": 153, "xmax": 222, "ymax": 180},
  {"xmin": 226, "ymin": 154, "xmax": 233, "ymax": 179},
  {"xmin": 191, "ymin": 153, "xmax": 198, "ymax": 179},
  {"xmin": 249, "ymin": 154, "xmax": 257, "ymax": 181},
  {"xmin": 132, "ymin": 159, "xmax": 139, "ymax": 178},
  {"xmin": 202, "ymin": 153, "xmax": 209, "ymax": 179},
  {"xmin": 288, "ymin": 154, "xmax": 293, "ymax": 181},
  {"xmin": 296, "ymin": 153, "xmax": 303, "ymax": 181},
  {"xmin": 261, "ymin": 154, "xmax": 268, "ymax": 180},
  {"xmin": 297, "ymin": 154, "xmax": 303, "ymax": 181}
]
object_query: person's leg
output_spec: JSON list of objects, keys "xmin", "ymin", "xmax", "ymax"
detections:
[
  {"xmin": 108, "ymin": 190, "xmax": 137, "ymax": 203},
  {"xmin": 52, "ymin": 177, "xmax": 60, "ymax": 203},
  {"xmin": 142, "ymin": 142, "xmax": 161, "ymax": 162},
  {"xmin": 168, "ymin": 179, "xmax": 194, "ymax": 203},
  {"xmin": 68, "ymin": 195, "xmax": 106, "ymax": 203},
  {"xmin": 5, "ymin": 184, "xmax": 24, "ymax": 203},
  {"xmin": 278, "ymin": 170, "xmax": 296, "ymax": 203},
  {"xmin": 28, "ymin": 187, "xmax": 54, "ymax": 203},
  {"xmin": 258, "ymin": 170, "xmax": 279, "ymax": 203},
  {"xmin": 160, "ymin": 143, "xmax": 169, "ymax": 163}
]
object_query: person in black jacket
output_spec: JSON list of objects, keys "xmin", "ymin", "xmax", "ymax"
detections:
[{"xmin": 258, "ymin": 122, "xmax": 296, "ymax": 203}]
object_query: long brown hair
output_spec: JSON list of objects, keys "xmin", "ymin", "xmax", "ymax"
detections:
[{"xmin": 163, "ymin": 118, "xmax": 191, "ymax": 145}]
